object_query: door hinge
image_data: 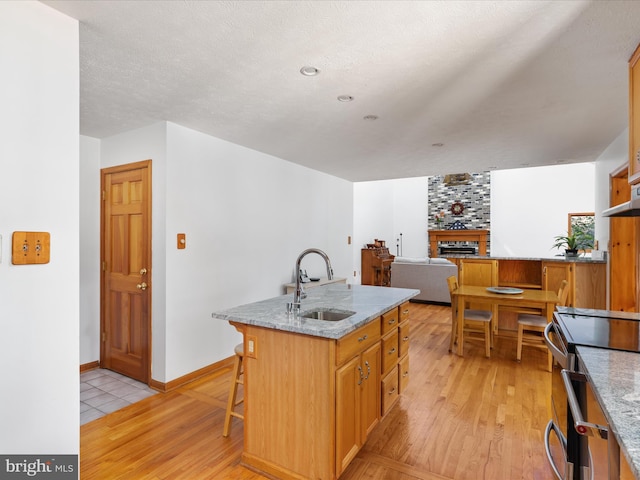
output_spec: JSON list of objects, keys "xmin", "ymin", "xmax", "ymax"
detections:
[
  {"xmin": 102, "ymin": 190, "xmax": 106, "ymax": 201},
  {"xmin": 101, "ymin": 332, "xmax": 106, "ymax": 342},
  {"xmin": 102, "ymin": 261, "xmax": 106, "ymax": 271}
]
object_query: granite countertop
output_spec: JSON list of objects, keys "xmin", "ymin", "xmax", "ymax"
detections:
[
  {"xmin": 576, "ymin": 346, "xmax": 640, "ymax": 478},
  {"xmin": 212, "ymin": 283, "xmax": 420, "ymax": 339},
  {"xmin": 442, "ymin": 255, "xmax": 606, "ymax": 264}
]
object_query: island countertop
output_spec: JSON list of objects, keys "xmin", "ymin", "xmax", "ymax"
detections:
[
  {"xmin": 576, "ymin": 346, "xmax": 640, "ymax": 478},
  {"xmin": 212, "ymin": 283, "xmax": 419, "ymax": 339}
]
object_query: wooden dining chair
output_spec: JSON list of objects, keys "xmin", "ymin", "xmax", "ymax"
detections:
[
  {"xmin": 516, "ymin": 280, "xmax": 569, "ymax": 371},
  {"xmin": 447, "ymin": 276, "xmax": 493, "ymax": 358}
]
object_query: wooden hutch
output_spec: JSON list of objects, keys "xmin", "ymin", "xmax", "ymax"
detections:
[{"xmin": 361, "ymin": 239, "xmax": 394, "ymax": 286}]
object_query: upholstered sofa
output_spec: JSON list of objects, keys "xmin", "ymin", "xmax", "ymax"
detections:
[{"xmin": 390, "ymin": 257, "xmax": 457, "ymax": 304}]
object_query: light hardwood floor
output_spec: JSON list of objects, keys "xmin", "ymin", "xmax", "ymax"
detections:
[{"xmin": 80, "ymin": 303, "xmax": 555, "ymax": 479}]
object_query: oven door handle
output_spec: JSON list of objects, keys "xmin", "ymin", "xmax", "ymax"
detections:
[
  {"xmin": 544, "ymin": 419, "xmax": 571, "ymax": 480},
  {"xmin": 544, "ymin": 322, "xmax": 567, "ymax": 370},
  {"xmin": 560, "ymin": 370, "xmax": 609, "ymax": 439}
]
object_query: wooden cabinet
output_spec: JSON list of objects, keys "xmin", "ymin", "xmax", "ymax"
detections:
[
  {"xmin": 628, "ymin": 43, "xmax": 640, "ymax": 184},
  {"xmin": 458, "ymin": 258, "xmax": 498, "ymax": 287},
  {"xmin": 574, "ymin": 263, "xmax": 606, "ymax": 310},
  {"xmin": 454, "ymin": 258, "xmax": 606, "ymax": 332},
  {"xmin": 380, "ymin": 302, "xmax": 411, "ymax": 415},
  {"xmin": 542, "ymin": 261, "xmax": 571, "ymax": 302},
  {"xmin": 459, "ymin": 259, "xmax": 499, "ymax": 318},
  {"xmin": 236, "ymin": 301, "xmax": 410, "ymax": 480},
  {"xmin": 610, "ymin": 166, "xmax": 639, "ymax": 311},
  {"xmin": 336, "ymin": 341, "xmax": 380, "ymax": 476}
]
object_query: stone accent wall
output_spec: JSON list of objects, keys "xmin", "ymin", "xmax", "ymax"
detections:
[{"xmin": 428, "ymin": 172, "xmax": 491, "ymax": 255}]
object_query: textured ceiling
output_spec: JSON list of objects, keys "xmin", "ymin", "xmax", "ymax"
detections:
[{"xmin": 43, "ymin": 0, "xmax": 640, "ymax": 181}]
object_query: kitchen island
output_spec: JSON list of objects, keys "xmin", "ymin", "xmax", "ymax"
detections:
[
  {"xmin": 213, "ymin": 283, "xmax": 419, "ymax": 480},
  {"xmin": 577, "ymin": 346, "xmax": 640, "ymax": 479}
]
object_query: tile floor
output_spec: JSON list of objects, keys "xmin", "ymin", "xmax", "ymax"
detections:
[{"xmin": 80, "ymin": 368, "xmax": 157, "ymax": 425}]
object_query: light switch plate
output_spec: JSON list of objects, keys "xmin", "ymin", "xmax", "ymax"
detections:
[
  {"xmin": 177, "ymin": 233, "xmax": 186, "ymax": 249},
  {"xmin": 12, "ymin": 231, "xmax": 50, "ymax": 265}
]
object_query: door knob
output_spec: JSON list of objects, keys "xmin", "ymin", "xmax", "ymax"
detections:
[
  {"xmin": 140, "ymin": 268, "xmax": 147, "ymax": 275},
  {"xmin": 137, "ymin": 282, "xmax": 148, "ymax": 291}
]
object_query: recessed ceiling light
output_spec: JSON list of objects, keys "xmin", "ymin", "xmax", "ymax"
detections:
[
  {"xmin": 432, "ymin": 143, "xmax": 444, "ymax": 147},
  {"xmin": 337, "ymin": 95, "xmax": 354, "ymax": 102},
  {"xmin": 488, "ymin": 166, "xmax": 498, "ymax": 170},
  {"xmin": 363, "ymin": 115, "xmax": 378, "ymax": 121},
  {"xmin": 300, "ymin": 66, "xmax": 320, "ymax": 76}
]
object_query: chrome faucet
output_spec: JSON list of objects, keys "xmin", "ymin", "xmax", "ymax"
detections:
[{"xmin": 287, "ymin": 248, "xmax": 333, "ymax": 314}]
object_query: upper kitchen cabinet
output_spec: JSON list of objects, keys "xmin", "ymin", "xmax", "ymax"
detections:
[{"xmin": 628, "ymin": 43, "xmax": 640, "ymax": 184}]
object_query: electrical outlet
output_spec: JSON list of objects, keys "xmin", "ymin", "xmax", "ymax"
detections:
[{"xmin": 246, "ymin": 335, "xmax": 257, "ymax": 358}]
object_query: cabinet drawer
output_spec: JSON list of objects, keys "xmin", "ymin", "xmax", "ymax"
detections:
[
  {"xmin": 381, "ymin": 330, "xmax": 399, "ymax": 375},
  {"xmin": 336, "ymin": 319, "xmax": 380, "ymax": 366},
  {"xmin": 399, "ymin": 355, "xmax": 409, "ymax": 394},
  {"xmin": 381, "ymin": 368, "xmax": 399, "ymax": 416},
  {"xmin": 381, "ymin": 308, "xmax": 399, "ymax": 335},
  {"xmin": 399, "ymin": 302, "xmax": 411, "ymax": 323},
  {"xmin": 398, "ymin": 321, "xmax": 410, "ymax": 358}
]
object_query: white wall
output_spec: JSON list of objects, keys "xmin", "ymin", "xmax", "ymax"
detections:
[
  {"xmin": 80, "ymin": 136, "xmax": 101, "ymax": 365},
  {"xmin": 490, "ymin": 163, "xmax": 596, "ymax": 258},
  {"xmin": 100, "ymin": 122, "xmax": 169, "ymax": 380},
  {"xmin": 164, "ymin": 122, "xmax": 353, "ymax": 380},
  {"xmin": 355, "ymin": 164, "xmax": 599, "ymax": 264},
  {"xmin": 81, "ymin": 122, "xmax": 353, "ymax": 382},
  {"xmin": 0, "ymin": 1, "xmax": 79, "ymax": 455},
  {"xmin": 353, "ymin": 177, "xmax": 429, "ymax": 281}
]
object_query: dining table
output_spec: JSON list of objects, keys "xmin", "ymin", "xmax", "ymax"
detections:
[{"xmin": 453, "ymin": 285, "xmax": 559, "ymax": 357}]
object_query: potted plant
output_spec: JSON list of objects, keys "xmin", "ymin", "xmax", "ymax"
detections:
[{"xmin": 552, "ymin": 231, "xmax": 594, "ymax": 257}]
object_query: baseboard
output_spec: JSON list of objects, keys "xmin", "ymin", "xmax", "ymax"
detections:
[
  {"xmin": 80, "ymin": 361, "xmax": 100, "ymax": 373},
  {"xmin": 149, "ymin": 356, "xmax": 235, "ymax": 393}
]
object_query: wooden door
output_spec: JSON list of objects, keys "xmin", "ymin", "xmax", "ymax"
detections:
[
  {"xmin": 101, "ymin": 160, "xmax": 152, "ymax": 383},
  {"xmin": 609, "ymin": 167, "xmax": 638, "ymax": 311}
]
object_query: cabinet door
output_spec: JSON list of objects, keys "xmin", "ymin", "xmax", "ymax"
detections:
[
  {"xmin": 458, "ymin": 259, "xmax": 498, "ymax": 287},
  {"xmin": 629, "ymin": 43, "xmax": 640, "ymax": 184},
  {"xmin": 610, "ymin": 170, "xmax": 638, "ymax": 311},
  {"xmin": 360, "ymin": 343, "xmax": 380, "ymax": 441},
  {"xmin": 459, "ymin": 259, "xmax": 498, "ymax": 312},
  {"xmin": 574, "ymin": 263, "xmax": 606, "ymax": 309},
  {"xmin": 336, "ymin": 355, "xmax": 361, "ymax": 476},
  {"xmin": 543, "ymin": 262, "xmax": 573, "ymax": 307}
]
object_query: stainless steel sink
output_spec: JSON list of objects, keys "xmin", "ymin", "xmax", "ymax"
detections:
[{"xmin": 300, "ymin": 308, "xmax": 355, "ymax": 321}]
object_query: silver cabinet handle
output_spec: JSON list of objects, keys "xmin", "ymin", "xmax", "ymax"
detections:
[
  {"xmin": 560, "ymin": 370, "xmax": 608, "ymax": 439},
  {"xmin": 364, "ymin": 360, "xmax": 371, "ymax": 380},
  {"xmin": 357, "ymin": 365, "xmax": 364, "ymax": 386},
  {"xmin": 358, "ymin": 334, "xmax": 368, "ymax": 342},
  {"xmin": 388, "ymin": 347, "xmax": 396, "ymax": 355},
  {"xmin": 544, "ymin": 419, "xmax": 569, "ymax": 480}
]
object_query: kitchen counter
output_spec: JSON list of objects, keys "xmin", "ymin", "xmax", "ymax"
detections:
[
  {"xmin": 213, "ymin": 283, "xmax": 419, "ymax": 479},
  {"xmin": 443, "ymin": 254, "xmax": 606, "ymax": 264},
  {"xmin": 212, "ymin": 283, "xmax": 419, "ymax": 339},
  {"xmin": 577, "ymin": 346, "xmax": 640, "ymax": 478}
]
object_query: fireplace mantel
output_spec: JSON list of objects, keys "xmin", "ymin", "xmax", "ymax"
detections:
[{"xmin": 428, "ymin": 229, "xmax": 489, "ymax": 257}]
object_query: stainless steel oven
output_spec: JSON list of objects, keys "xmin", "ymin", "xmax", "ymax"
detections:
[{"xmin": 544, "ymin": 309, "xmax": 640, "ymax": 480}]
